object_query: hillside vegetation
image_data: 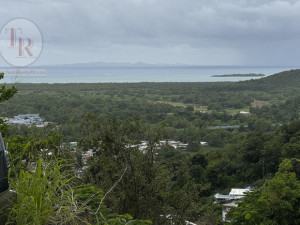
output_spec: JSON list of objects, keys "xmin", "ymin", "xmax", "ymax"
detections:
[{"xmin": 0, "ymin": 70, "xmax": 300, "ymax": 224}]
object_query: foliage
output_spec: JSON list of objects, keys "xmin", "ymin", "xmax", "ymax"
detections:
[
  {"xmin": 229, "ymin": 159, "xmax": 300, "ymax": 225},
  {"xmin": 0, "ymin": 73, "xmax": 17, "ymax": 104},
  {"xmin": 7, "ymin": 159, "xmax": 86, "ymax": 225},
  {"xmin": 79, "ymin": 115, "xmax": 199, "ymax": 224},
  {"xmin": 75, "ymin": 184, "xmax": 152, "ymax": 224},
  {"xmin": 0, "ymin": 73, "xmax": 17, "ymax": 136},
  {"xmin": 2, "ymin": 70, "xmax": 300, "ymax": 224},
  {"xmin": 5, "ymin": 136, "xmax": 152, "ymax": 225}
]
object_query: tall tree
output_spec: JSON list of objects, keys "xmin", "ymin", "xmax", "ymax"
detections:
[
  {"xmin": 0, "ymin": 72, "xmax": 17, "ymax": 135},
  {"xmin": 229, "ymin": 159, "xmax": 300, "ymax": 225}
]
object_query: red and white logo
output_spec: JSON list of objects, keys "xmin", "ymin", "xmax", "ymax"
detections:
[{"xmin": 0, "ymin": 18, "xmax": 43, "ymax": 67}]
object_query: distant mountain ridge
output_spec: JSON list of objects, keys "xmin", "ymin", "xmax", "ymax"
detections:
[
  {"xmin": 35, "ymin": 62, "xmax": 195, "ymax": 68},
  {"xmin": 33, "ymin": 62, "xmax": 295, "ymax": 69}
]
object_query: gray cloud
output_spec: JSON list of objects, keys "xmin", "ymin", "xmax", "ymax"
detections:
[{"xmin": 1, "ymin": 0, "xmax": 300, "ymax": 66}]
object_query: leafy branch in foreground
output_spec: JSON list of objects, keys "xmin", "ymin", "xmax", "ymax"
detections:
[
  {"xmin": 5, "ymin": 133, "xmax": 152, "ymax": 225},
  {"xmin": 0, "ymin": 72, "xmax": 17, "ymax": 104},
  {"xmin": 7, "ymin": 159, "xmax": 87, "ymax": 225},
  {"xmin": 75, "ymin": 168, "xmax": 152, "ymax": 225},
  {"xmin": 0, "ymin": 72, "xmax": 17, "ymax": 136}
]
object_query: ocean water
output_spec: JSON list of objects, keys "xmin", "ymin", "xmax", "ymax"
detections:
[{"xmin": 0, "ymin": 66, "xmax": 297, "ymax": 83}]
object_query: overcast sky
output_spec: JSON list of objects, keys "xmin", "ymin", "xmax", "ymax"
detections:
[{"xmin": 1, "ymin": 0, "xmax": 300, "ymax": 66}]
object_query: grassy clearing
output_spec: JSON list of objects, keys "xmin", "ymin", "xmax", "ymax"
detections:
[
  {"xmin": 155, "ymin": 101, "xmax": 187, "ymax": 107},
  {"xmin": 194, "ymin": 105, "xmax": 208, "ymax": 112},
  {"xmin": 155, "ymin": 101, "xmax": 208, "ymax": 112}
]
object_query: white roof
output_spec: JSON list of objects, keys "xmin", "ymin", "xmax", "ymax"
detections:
[
  {"xmin": 185, "ymin": 221, "xmax": 198, "ymax": 225},
  {"xmin": 240, "ymin": 111, "xmax": 250, "ymax": 114},
  {"xmin": 229, "ymin": 188, "xmax": 250, "ymax": 196},
  {"xmin": 223, "ymin": 202, "xmax": 238, "ymax": 207}
]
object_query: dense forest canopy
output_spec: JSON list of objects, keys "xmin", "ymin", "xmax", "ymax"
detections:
[{"xmin": 0, "ymin": 70, "xmax": 299, "ymax": 224}]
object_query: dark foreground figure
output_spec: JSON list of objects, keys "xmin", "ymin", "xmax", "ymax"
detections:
[
  {"xmin": 0, "ymin": 134, "xmax": 15, "ymax": 224},
  {"xmin": 0, "ymin": 134, "xmax": 8, "ymax": 193}
]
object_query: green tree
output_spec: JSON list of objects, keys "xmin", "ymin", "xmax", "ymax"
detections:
[
  {"xmin": 79, "ymin": 115, "xmax": 169, "ymax": 224},
  {"xmin": 0, "ymin": 72, "xmax": 17, "ymax": 136},
  {"xmin": 0, "ymin": 73, "xmax": 17, "ymax": 103},
  {"xmin": 230, "ymin": 159, "xmax": 300, "ymax": 225}
]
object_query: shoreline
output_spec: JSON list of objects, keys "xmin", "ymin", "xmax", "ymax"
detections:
[{"xmin": 211, "ymin": 73, "xmax": 265, "ymax": 77}]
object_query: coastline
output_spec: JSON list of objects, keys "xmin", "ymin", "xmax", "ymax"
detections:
[{"xmin": 0, "ymin": 66, "xmax": 295, "ymax": 83}]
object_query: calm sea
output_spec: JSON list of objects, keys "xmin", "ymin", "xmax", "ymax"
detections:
[{"xmin": 0, "ymin": 66, "xmax": 297, "ymax": 83}]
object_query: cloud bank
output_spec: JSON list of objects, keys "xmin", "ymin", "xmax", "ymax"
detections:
[{"xmin": 1, "ymin": 0, "xmax": 300, "ymax": 66}]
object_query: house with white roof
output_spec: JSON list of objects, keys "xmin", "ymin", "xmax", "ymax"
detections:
[{"xmin": 214, "ymin": 187, "xmax": 251, "ymax": 222}]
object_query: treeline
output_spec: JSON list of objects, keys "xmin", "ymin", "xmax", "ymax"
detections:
[{"xmin": 3, "ymin": 69, "xmax": 300, "ymax": 117}]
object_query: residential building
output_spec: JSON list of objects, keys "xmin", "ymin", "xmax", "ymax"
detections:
[{"xmin": 214, "ymin": 187, "xmax": 251, "ymax": 222}]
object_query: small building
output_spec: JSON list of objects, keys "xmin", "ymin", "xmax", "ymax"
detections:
[
  {"xmin": 229, "ymin": 188, "xmax": 250, "ymax": 199},
  {"xmin": 200, "ymin": 142, "xmax": 208, "ymax": 146},
  {"xmin": 4, "ymin": 114, "xmax": 47, "ymax": 126},
  {"xmin": 178, "ymin": 143, "xmax": 188, "ymax": 148},
  {"xmin": 214, "ymin": 188, "xmax": 251, "ymax": 202},
  {"xmin": 70, "ymin": 142, "xmax": 78, "ymax": 148},
  {"xmin": 214, "ymin": 187, "xmax": 251, "ymax": 222},
  {"xmin": 185, "ymin": 221, "xmax": 198, "ymax": 225},
  {"xmin": 208, "ymin": 125, "xmax": 240, "ymax": 129},
  {"xmin": 240, "ymin": 111, "xmax": 251, "ymax": 116},
  {"xmin": 82, "ymin": 150, "xmax": 93, "ymax": 164}
]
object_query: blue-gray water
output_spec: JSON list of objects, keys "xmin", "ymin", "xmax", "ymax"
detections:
[{"xmin": 0, "ymin": 66, "xmax": 297, "ymax": 83}]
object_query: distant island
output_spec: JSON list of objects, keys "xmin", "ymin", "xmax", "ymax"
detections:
[{"xmin": 212, "ymin": 73, "xmax": 265, "ymax": 77}]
